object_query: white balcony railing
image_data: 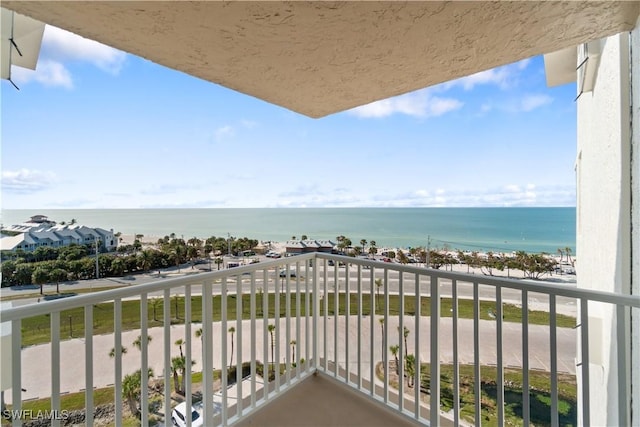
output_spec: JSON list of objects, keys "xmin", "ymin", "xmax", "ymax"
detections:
[{"xmin": 2, "ymin": 252, "xmax": 639, "ymax": 426}]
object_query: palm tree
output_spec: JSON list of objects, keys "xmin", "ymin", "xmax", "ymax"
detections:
[
  {"xmin": 404, "ymin": 354, "xmax": 416, "ymax": 388},
  {"xmin": 138, "ymin": 249, "xmax": 153, "ymax": 272},
  {"xmin": 175, "ymin": 338, "xmax": 185, "ymax": 358},
  {"xmin": 108, "ymin": 346, "xmax": 128, "ymax": 358},
  {"xmin": 132, "ymin": 334, "xmax": 153, "ymax": 351},
  {"xmin": 268, "ymin": 323, "xmax": 276, "ymax": 376},
  {"xmin": 379, "ymin": 318, "xmax": 385, "ymax": 370},
  {"xmin": 49, "ymin": 268, "xmax": 67, "ymax": 294},
  {"xmin": 360, "ymin": 239, "xmax": 367, "ymax": 255},
  {"xmin": 375, "ymin": 278, "xmax": 383, "ymax": 312},
  {"xmin": 122, "ymin": 368, "xmax": 153, "ymax": 417},
  {"xmin": 565, "ymin": 246, "xmax": 574, "ymax": 266},
  {"xmin": 399, "ymin": 326, "xmax": 410, "ymax": 355},
  {"xmin": 32, "ymin": 267, "xmax": 49, "ymax": 295},
  {"xmin": 171, "ymin": 356, "xmax": 184, "ymax": 393},
  {"xmin": 228, "ymin": 327, "xmax": 235, "ymax": 369},
  {"xmin": 368, "ymin": 244, "xmax": 378, "ymax": 258},
  {"xmin": 557, "ymin": 248, "xmax": 565, "ymax": 264},
  {"xmin": 390, "ymin": 345, "xmax": 399, "ymax": 374}
]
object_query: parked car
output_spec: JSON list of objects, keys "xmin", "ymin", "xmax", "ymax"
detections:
[
  {"xmin": 171, "ymin": 402, "xmax": 203, "ymax": 427},
  {"xmin": 279, "ymin": 269, "xmax": 296, "ymax": 278},
  {"xmin": 266, "ymin": 251, "xmax": 281, "ymax": 258}
]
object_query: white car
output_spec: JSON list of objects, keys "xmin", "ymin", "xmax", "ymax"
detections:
[{"xmin": 171, "ymin": 402, "xmax": 203, "ymax": 427}]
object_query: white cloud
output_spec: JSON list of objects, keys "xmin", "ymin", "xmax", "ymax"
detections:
[
  {"xmin": 442, "ymin": 58, "xmax": 532, "ymax": 91},
  {"xmin": 11, "ymin": 25, "xmax": 127, "ymax": 89},
  {"xmin": 2, "ymin": 169, "xmax": 57, "ymax": 194},
  {"xmin": 519, "ymin": 94, "xmax": 553, "ymax": 112},
  {"xmin": 214, "ymin": 125, "xmax": 235, "ymax": 141},
  {"xmin": 240, "ymin": 119, "xmax": 258, "ymax": 129},
  {"xmin": 42, "ymin": 26, "xmax": 126, "ymax": 75},
  {"xmin": 348, "ymin": 88, "xmax": 463, "ymax": 119},
  {"xmin": 12, "ymin": 59, "xmax": 73, "ymax": 88}
]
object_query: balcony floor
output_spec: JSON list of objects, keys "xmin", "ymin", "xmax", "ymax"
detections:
[{"xmin": 235, "ymin": 372, "xmax": 437, "ymax": 427}]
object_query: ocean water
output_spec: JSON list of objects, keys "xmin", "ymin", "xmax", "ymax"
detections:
[{"xmin": 1, "ymin": 208, "xmax": 575, "ymax": 254}]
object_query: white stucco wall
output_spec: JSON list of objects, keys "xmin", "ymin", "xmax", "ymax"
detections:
[
  {"xmin": 631, "ymin": 15, "xmax": 640, "ymax": 427},
  {"xmin": 576, "ymin": 31, "xmax": 633, "ymax": 426}
]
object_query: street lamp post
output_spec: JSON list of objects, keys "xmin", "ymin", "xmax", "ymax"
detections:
[{"xmin": 95, "ymin": 237, "xmax": 100, "ymax": 281}]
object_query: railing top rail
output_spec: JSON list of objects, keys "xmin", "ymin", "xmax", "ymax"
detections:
[
  {"xmin": 2, "ymin": 252, "xmax": 638, "ymax": 322},
  {"xmin": 315, "ymin": 253, "xmax": 640, "ymax": 308},
  {"xmin": 0, "ymin": 254, "xmax": 314, "ymax": 322}
]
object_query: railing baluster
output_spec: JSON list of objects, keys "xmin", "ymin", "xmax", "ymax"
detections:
[
  {"xmin": 312, "ymin": 258, "xmax": 319, "ymax": 373},
  {"xmin": 357, "ymin": 264, "xmax": 362, "ymax": 390},
  {"xmin": 295, "ymin": 264, "xmax": 301, "ymax": 379},
  {"xmin": 84, "ymin": 305, "xmax": 94, "ymax": 427},
  {"xmin": 11, "ymin": 319, "xmax": 21, "ymax": 427},
  {"xmin": 236, "ymin": 274, "xmax": 243, "ymax": 418},
  {"xmin": 414, "ymin": 273, "xmax": 421, "ymax": 420},
  {"xmin": 201, "ymin": 281, "xmax": 214, "ymax": 426},
  {"xmin": 323, "ymin": 259, "xmax": 328, "ymax": 372},
  {"xmin": 429, "ymin": 274, "xmax": 440, "ymax": 427},
  {"xmin": 616, "ymin": 304, "xmax": 628, "ymax": 425},
  {"xmin": 496, "ymin": 286, "xmax": 504, "ymax": 427},
  {"xmin": 140, "ymin": 294, "xmax": 148, "ymax": 426},
  {"xmin": 383, "ymin": 268, "xmax": 389, "ymax": 404},
  {"xmin": 275, "ymin": 268, "xmax": 281, "ymax": 391},
  {"xmin": 370, "ymin": 266, "xmax": 375, "ymax": 397},
  {"xmin": 398, "ymin": 271, "xmax": 404, "ymax": 413},
  {"xmin": 221, "ymin": 277, "xmax": 228, "ymax": 424},
  {"xmin": 333, "ymin": 262, "xmax": 338, "ymax": 378},
  {"xmin": 473, "ymin": 282, "xmax": 480, "ymax": 427},
  {"xmin": 250, "ymin": 272, "xmax": 257, "ymax": 408},
  {"xmin": 285, "ymin": 267, "xmax": 291, "ymax": 385},
  {"xmin": 522, "ymin": 290, "xmax": 530, "ymax": 426},
  {"xmin": 305, "ymin": 260, "xmax": 311, "ymax": 374},
  {"xmin": 163, "ymin": 289, "xmax": 171, "ymax": 426},
  {"xmin": 345, "ymin": 263, "xmax": 350, "ymax": 384},
  {"xmin": 452, "ymin": 279, "xmax": 460, "ymax": 426},
  {"xmin": 185, "ymin": 285, "xmax": 192, "ymax": 427},
  {"xmin": 550, "ymin": 294, "xmax": 558, "ymax": 427},
  {"xmin": 51, "ymin": 311, "xmax": 60, "ymax": 427},
  {"xmin": 580, "ymin": 298, "xmax": 590, "ymax": 426},
  {"xmin": 263, "ymin": 269, "xmax": 270, "ymax": 401},
  {"xmin": 113, "ymin": 299, "xmax": 123, "ymax": 424}
]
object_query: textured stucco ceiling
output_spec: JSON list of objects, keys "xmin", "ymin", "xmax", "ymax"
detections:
[{"xmin": 3, "ymin": 1, "xmax": 640, "ymax": 118}]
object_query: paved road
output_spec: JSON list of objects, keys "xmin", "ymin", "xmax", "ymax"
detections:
[
  {"xmin": 1, "ymin": 261, "xmax": 577, "ymax": 316},
  {"xmin": 11, "ymin": 314, "xmax": 576, "ymax": 404}
]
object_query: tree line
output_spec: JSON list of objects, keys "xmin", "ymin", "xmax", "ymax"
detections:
[{"xmin": 0, "ymin": 234, "xmax": 259, "ymax": 290}]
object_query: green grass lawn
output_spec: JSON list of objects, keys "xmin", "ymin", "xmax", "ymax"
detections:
[
  {"xmin": 382, "ymin": 362, "xmax": 577, "ymax": 427},
  {"xmin": 2, "ymin": 363, "xmax": 288, "ymax": 427},
  {"xmin": 20, "ymin": 292, "xmax": 575, "ymax": 347}
]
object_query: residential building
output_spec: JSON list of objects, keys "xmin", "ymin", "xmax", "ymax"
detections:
[
  {"xmin": 285, "ymin": 240, "xmax": 335, "ymax": 255},
  {"xmin": 544, "ymin": 15, "xmax": 640, "ymax": 425},
  {"xmin": 0, "ymin": 216, "xmax": 117, "ymax": 253}
]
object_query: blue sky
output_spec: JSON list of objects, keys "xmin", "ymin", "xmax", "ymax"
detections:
[{"xmin": 1, "ymin": 25, "xmax": 577, "ymax": 209}]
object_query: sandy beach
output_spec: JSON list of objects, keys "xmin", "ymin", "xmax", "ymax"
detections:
[{"xmin": 117, "ymin": 234, "xmax": 574, "ymax": 283}]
